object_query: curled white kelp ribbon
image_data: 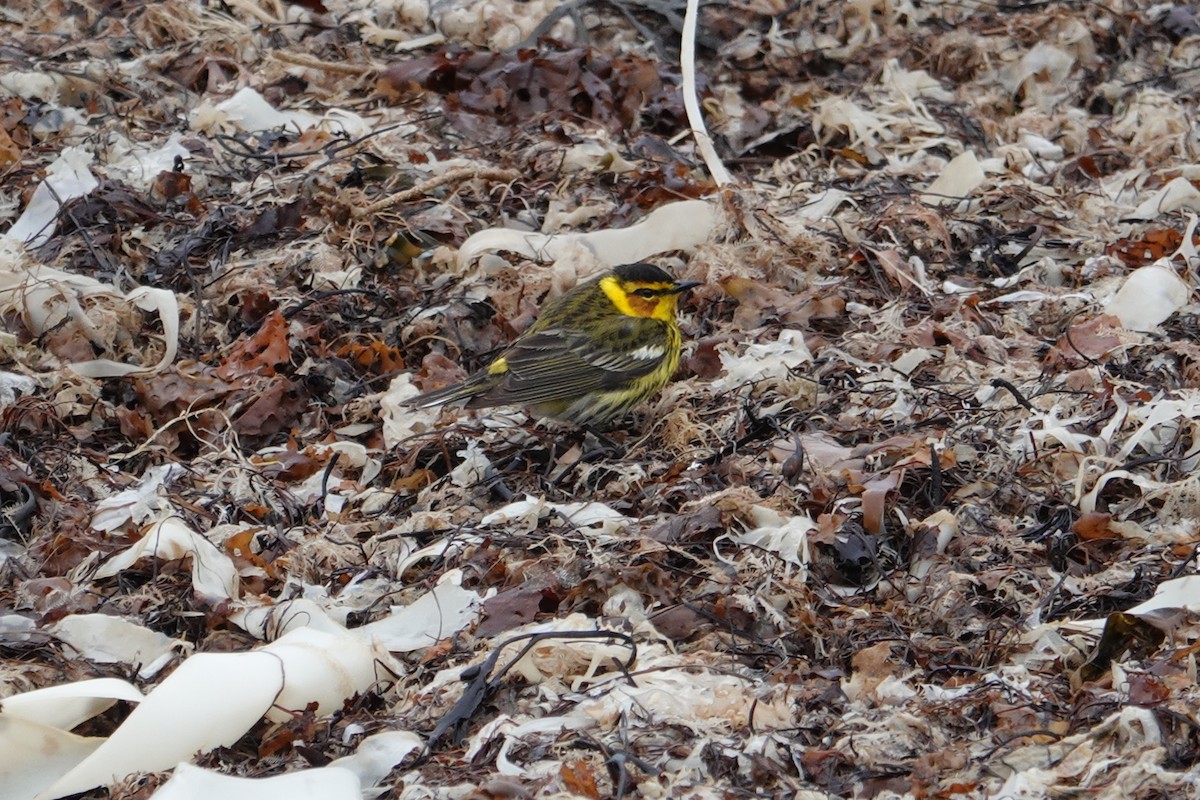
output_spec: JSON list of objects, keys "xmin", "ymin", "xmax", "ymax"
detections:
[
  {"xmin": 91, "ymin": 516, "xmax": 239, "ymax": 604},
  {"xmin": 1, "ymin": 139, "xmax": 184, "ymax": 377},
  {"xmin": 456, "ymin": 199, "xmax": 716, "ymax": 270},
  {"xmin": 1106, "ymin": 215, "xmax": 1197, "ymax": 332},
  {"xmin": 0, "ymin": 627, "xmax": 388, "ymax": 800},
  {"xmin": 146, "ymin": 729, "xmax": 424, "ymax": 800},
  {"xmin": 4, "ymin": 138, "xmax": 191, "ymax": 249},
  {"xmin": 148, "ymin": 762, "xmax": 361, "ymax": 800},
  {"xmin": 0, "ymin": 134, "xmax": 192, "ymax": 377},
  {"xmin": 0, "ymin": 255, "xmax": 179, "ymax": 377},
  {"xmin": 920, "ymin": 150, "xmax": 985, "ymax": 206},
  {"xmin": 0, "ymin": 569, "xmax": 481, "ymax": 799},
  {"xmin": 0, "ymin": 679, "xmax": 146, "ymax": 800},
  {"xmin": 2, "ymin": 147, "xmax": 98, "ymax": 249},
  {"xmin": 190, "ymin": 86, "xmax": 375, "ymax": 138}
]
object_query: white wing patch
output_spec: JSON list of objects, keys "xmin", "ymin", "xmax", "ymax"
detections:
[{"xmin": 628, "ymin": 344, "xmax": 666, "ymax": 361}]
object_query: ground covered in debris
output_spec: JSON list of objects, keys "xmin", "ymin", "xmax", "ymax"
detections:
[{"xmin": 3, "ymin": 0, "xmax": 1200, "ymax": 797}]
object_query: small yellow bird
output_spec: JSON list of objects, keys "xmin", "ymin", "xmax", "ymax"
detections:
[{"xmin": 410, "ymin": 262, "xmax": 700, "ymax": 426}]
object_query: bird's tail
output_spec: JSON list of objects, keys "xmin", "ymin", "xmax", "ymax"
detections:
[{"xmin": 407, "ymin": 372, "xmax": 496, "ymax": 409}]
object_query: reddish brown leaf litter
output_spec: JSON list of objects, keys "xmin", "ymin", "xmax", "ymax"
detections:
[{"xmin": 3, "ymin": 0, "xmax": 1200, "ymax": 798}]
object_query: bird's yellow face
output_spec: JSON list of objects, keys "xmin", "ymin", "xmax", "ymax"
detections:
[{"xmin": 599, "ymin": 275, "xmax": 694, "ymax": 322}]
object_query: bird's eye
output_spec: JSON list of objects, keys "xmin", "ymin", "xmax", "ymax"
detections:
[{"xmin": 632, "ymin": 288, "xmax": 656, "ymax": 298}]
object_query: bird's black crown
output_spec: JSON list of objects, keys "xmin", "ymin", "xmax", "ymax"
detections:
[{"xmin": 613, "ymin": 262, "xmax": 676, "ymax": 284}]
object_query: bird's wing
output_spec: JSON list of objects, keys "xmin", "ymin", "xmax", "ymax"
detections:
[{"xmin": 472, "ymin": 317, "xmax": 669, "ymax": 406}]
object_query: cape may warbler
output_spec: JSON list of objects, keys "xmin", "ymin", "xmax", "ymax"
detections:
[{"xmin": 410, "ymin": 262, "xmax": 700, "ymax": 426}]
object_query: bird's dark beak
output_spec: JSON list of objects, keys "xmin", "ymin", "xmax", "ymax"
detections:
[{"xmin": 670, "ymin": 280, "xmax": 702, "ymax": 294}]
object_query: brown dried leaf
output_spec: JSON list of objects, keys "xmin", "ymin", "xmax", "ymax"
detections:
[
  {"xmin": 683, "ymin": 337, "xmax": 724, "ymax": 380},
  {"xmin": 1106, "ymin": 228, "xmax": 1193, "ymax": 268},
  {"xmin": 380, "ymin": 45, "xmax": 684, "ymax": 138},
  {"xmin": 0, "ymin": 126, "xmax": 20, "ymax": 167},
  {"xmin": 414, "ymin": 351, "xmax": 468, "ymax": 392},
  {"xmin": 477, "ymin": 587, "xmax": 545, "ymax": 638},
  {"xmin": 645, "ymin": 504, "xmax": 722, "ymax": 544},
  {"xmin": 1073, "ymin": 511, "xmax": 1118, "ymax": 541},
  {"xmin": 254, "ymin": 447, "xmax": 326, "ymax": 482},
  {"xmin": 233, "ymin": 377, "xmax": 305, "ymax": 440},
  {"xmin": 225, "ymin": 527, "xmax": 279, "ymax": 579},
  {"xmin": 861, "ymin": 470, "xmax": 901, "ymax": 534},
  {"xmin": 649, "ymin": 604, "xmax": 708, "ymax": 642},
  {"xmin": 336, "ymin": 339, "xmax": 406, "ymax": 374},
  {"xmin": 1045, "ymin": 315, "xmax": 1123, "ymax": 368},
  {"xmin": 559, "ymin": 760, "xmax": 601, "ymax": 800},
  {"xmin": 219, "ymin": 310, "xmax": 292, "ymax": 379}
]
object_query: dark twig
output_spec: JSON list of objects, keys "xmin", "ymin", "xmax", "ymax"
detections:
[
  {"xmin": 990, "ymin": 378, "xmax": 1034, "ymax": 411},
  {"xmin": 423, "ymin": 629, "xmax": 637, "ymax": 752},
  {"xmin": 927, "ymin": 442, "xmax": 944, "ymax": 508}
]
